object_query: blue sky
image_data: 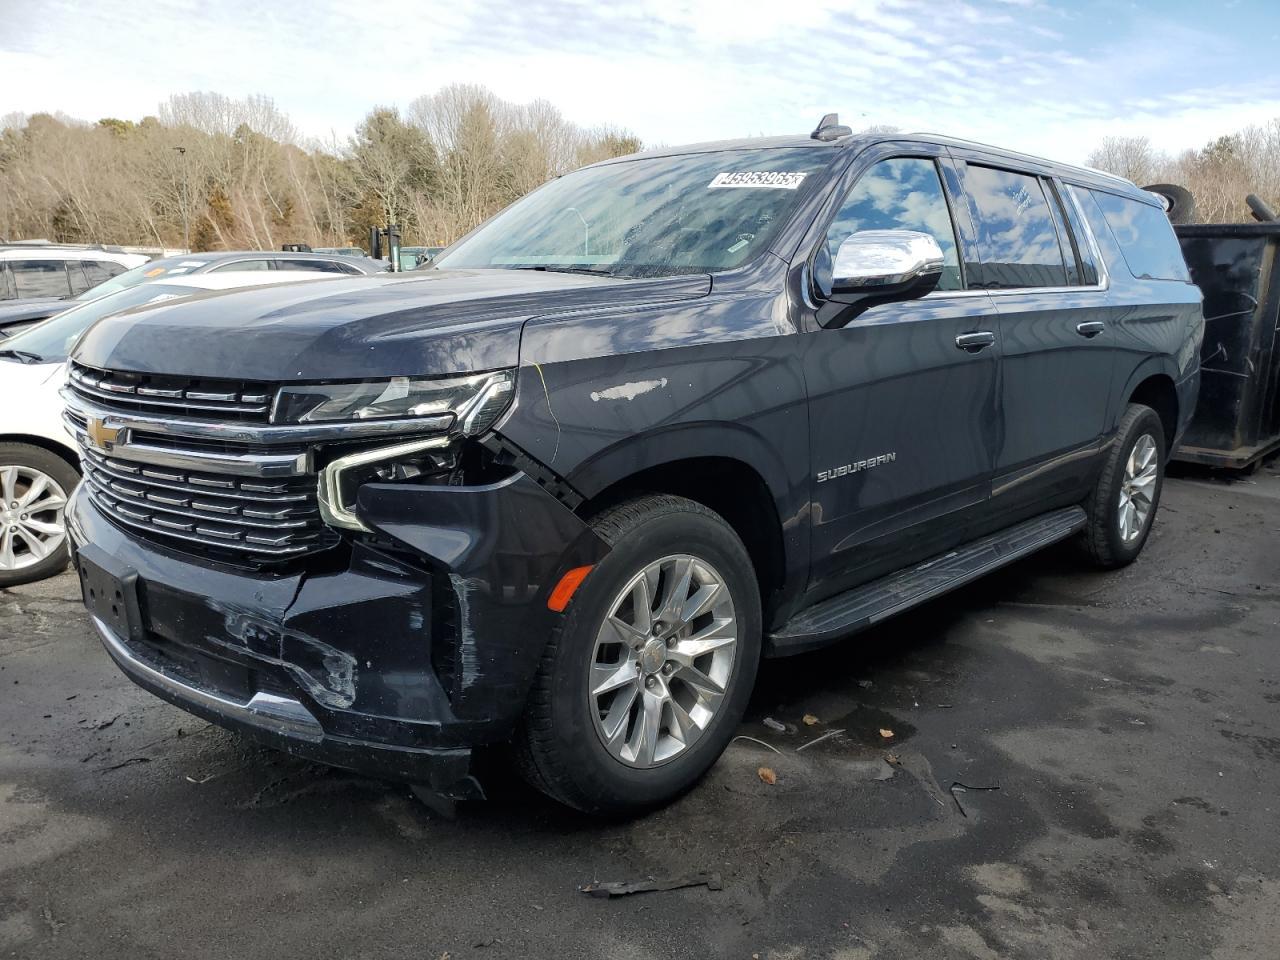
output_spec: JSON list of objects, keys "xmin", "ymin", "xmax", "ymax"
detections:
[{"xmin": 3, "ymin": 0, "xmax": 1278, "ymax": 163}]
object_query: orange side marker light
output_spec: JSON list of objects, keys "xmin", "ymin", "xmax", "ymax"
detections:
[{"xmin": 547, "ymin": 564, "xmax": 594, "ymax": 612}]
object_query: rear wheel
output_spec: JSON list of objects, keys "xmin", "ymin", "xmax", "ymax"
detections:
[
  {"xmin": 516, "ymin": 495, "xmax": 761, "ymax": 814},
  {"xmin": 0, "ymin": 444, "xmax": 78, "ymax": 587},
  {"xmin": 1081, "ymin": 404, "xmax": 1165, "ymax": 568}
]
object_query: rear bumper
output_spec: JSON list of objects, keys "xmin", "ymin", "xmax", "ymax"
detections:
[{"xmin": 68, "ymin": 470, "xmax": 608, "ymax": 785}]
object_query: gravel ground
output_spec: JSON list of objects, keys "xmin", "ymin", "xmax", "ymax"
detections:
[{"xmin": 2, "ymin": 462, "xmax": 1278, "ymax": 960}]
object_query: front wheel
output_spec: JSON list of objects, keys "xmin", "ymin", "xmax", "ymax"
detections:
[
  {"xmin": 516, "ymin": 494, "xmax": 762, "ymax": 814},
  {"xmin": 1081, "ymin": 404, "xmax": 1165, "ymax": 569}
]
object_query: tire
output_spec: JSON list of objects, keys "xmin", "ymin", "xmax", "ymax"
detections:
[
  {"xmin": 0, "ymin": 443, "xmax": 79, "ymax": 587},
  {"xmin": 1081, "ymin": 404, "xmax": 1165, "ymax": 569},
  {"xmin": 1141, "ymin": 183, "xmax": 1197, "ymax": 225},
  {"xmin": 515, "ymin": 494, "xmax": 762, "ymax": 814}
]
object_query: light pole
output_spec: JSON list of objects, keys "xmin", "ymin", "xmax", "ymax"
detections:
[{"xmin": 174, "ymin": 146, "xmax": 190, "ymax": 252}]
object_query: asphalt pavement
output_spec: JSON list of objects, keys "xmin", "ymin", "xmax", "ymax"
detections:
[{"xmin": 2, "ymin": 462, "xmax": 1278, "ymax": 959}]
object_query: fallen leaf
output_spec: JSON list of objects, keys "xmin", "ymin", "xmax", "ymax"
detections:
[
  {"xmin": 757, "ymin": 766, "xmax": 777, "ymax": 785},
  {"xmin": 879, "ymin": 728, "xmax": 895, "ymax": 739},
  {"xmin": 802, "ymin": 714, "xmax": 820, "ymax": 726}
]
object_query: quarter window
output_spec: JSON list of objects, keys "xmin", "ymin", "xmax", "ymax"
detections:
[
  {"xmin": 11, "ymin": 260, "xmax": 72, "ymax": 298},
  {"xmin": 1089, "ymin": 190, "xmax": 1189, "ymax": 282},
  {"xmin": 818, "ymin": 157, "xmax": 964, "ymax": 295},
  {"xmin": 963, "ymin": 165, "xmax": 1068, "ymax": 289}
]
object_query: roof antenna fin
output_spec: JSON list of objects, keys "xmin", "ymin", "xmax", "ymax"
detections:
[{"xmin": 811, "ymin": 113, "xmax": 852, "ymax": 141}]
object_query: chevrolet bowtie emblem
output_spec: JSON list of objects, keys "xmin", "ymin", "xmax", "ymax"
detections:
[{"xmin": 86, "ymin": 417, "xmax": 123, "ymax": 451}]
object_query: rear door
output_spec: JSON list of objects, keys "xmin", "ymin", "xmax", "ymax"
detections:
[
  {"xmin": 799, "ymin": 145, "xmax": 1001, "ymax": 602},
  {"xmin": 953, "ymin": 157, "xmax": 1115, "ymax": 523}
]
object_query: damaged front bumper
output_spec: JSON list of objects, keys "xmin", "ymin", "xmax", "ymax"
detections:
[{"xmin": 68, "ymin": 468, "xmax": 608, "ymax": 789}]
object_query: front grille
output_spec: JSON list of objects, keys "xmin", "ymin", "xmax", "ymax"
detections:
[
  {"xmin": 66, "ymin": 363, "xmax": 454, "ymax": 565},
  {"xmin": 69, "ymin": 362, "xmax": 274, "ymax": 422},
  {"xmin": 80, "ymin": 447, "xmax": 335, "ymax": 558}
]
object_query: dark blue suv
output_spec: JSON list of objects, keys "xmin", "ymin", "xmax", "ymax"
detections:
[{"xmin": 64, "ymin": 118, "xmax": 1202, "ymax": 813}]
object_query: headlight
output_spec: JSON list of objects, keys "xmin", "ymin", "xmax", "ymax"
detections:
[
  {"xmin": 271, "ymin": 369, "xmax": 514, "ymax": 436},
  {"xmin": 317, "ymin": 436, "xmax": 453, "ymax": 532}
]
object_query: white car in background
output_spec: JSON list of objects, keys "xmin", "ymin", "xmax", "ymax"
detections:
[
  {"xmin": 0, "ymin": 270, "xmax": 340, "ymax": 585},
  {"xmin": 0, "ymin": 244, "xmax": 149, "ymax": 302}
]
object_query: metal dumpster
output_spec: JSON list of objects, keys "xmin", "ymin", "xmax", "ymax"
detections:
[{"xmin": 1173, "ymin": 222, "xmax": 1280, "ymax": 470}]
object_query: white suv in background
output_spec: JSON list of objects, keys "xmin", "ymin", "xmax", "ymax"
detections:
[
  {"xmin": 0, "ymin": 269, "xmax": 343, "ymax": 586},
  {"xmin": 0, "ymin": 244, "xmax": 150, "ymax": 302}
]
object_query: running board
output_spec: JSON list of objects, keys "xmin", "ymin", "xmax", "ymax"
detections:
[{"xmin": 767, "ymin": 506, "xmax": 1087, "ymax": 656}]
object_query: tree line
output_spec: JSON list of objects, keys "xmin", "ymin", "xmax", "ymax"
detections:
[
  {"xmin": 3, "ymin": 90, "xmax": 1276, "ymax": 253},
  {"xmin": 0, "ymin": 85, "xmax": 641, "ymax": 251},
  {"xmin": 1086, "ymin": 119, "xmax": 1280, "ymax": 223}
]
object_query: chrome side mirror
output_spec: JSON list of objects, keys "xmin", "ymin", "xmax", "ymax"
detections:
[{"xmin": 830, "ymin": 229, "xmax": 944, "ymax": 296}]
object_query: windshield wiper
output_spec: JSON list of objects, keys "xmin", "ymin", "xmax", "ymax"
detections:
[
  {"xmin": 0, "ymin": 348, "xmax": 46, "ymax": 364},
  {"xmin": 508, "ymin": 265, "xmax": 617, "ymax": 277}
]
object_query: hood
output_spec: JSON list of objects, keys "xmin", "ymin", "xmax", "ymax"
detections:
[
  {"xmin": 0, "ymin": 298, "xmax": 67, "ymax": 331},
  {"xmin": 0, "ymin": 359, "xmax": 65, "ymax": 398},
  {"xmin": 71, "ymin": 269, "xmax": 710, "ymax": 381}
]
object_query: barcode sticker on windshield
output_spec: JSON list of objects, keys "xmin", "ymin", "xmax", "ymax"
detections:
[{"xmin": 708, "ymin": 171, "xmax": 807, "ymax": 190}]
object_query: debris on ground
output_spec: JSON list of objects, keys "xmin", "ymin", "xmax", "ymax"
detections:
[
  {"xmin": 732, "ymin": 735, "xmax": 780, "ymax": 754},
  {"xmin": 802, "ymin": 714, "xmax": 820, "ymax": 726},
  {"xmin": 949, "ymin": 781, "xmax": 1000, "ymax": 818},
  {"xmin": 762, "ymin": 717, "xmax": 786, "ymax": 732},
  {"xmin": 757, "ymin": 766, "xmax": 777, "ymax": 785},
  {"xmin": 879, "ymin": 728, "xmax": 895, "ymax": 739},
  {"xmin": 796, "ymin": 729, "xmax": 844, "ymax": 752},
  {"xmin": 580, "ymin": 872, "xmax": 724, "ymax": 898},
  {"xmin": 101, "ymin": 757, "xmax": 150, "ymax": 773}
]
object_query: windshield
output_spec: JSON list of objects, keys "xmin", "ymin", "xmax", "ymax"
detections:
[
  {"xmin": 3, "ymin": 283, "xmax": 197, "ymax": 362},
  {"xmin": 433, "ymin": 148, "xmax": 836, "ymax": 278},
  {"xmin": 75, "ymin": 258, "xmax": 211, "ymax": 300}
]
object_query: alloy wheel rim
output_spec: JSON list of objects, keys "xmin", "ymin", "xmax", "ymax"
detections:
[
  {"xmin": 588, "ymin": 554, "xmax": 738, "ymax": 769},
  {"xmin": 0, "ymin": 465, "xmax": 69, "ymax": 571},
  {"xmin": 1118, "ymin": 433, "xmax": 1158, "ymax": 544}
]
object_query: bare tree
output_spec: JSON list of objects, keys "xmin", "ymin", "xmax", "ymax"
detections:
[{"xmin": 1087, "ymin": 136, "xmax": 1160, "ymax": 185}]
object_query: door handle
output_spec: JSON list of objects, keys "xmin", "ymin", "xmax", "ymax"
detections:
[
  {"xmin": 955, "ymin": 331, "xmax": 996, "ymax": 352},
  {"xmin": 1076, "ymin": 321, "xmax": 1106, "ymax": 338}
]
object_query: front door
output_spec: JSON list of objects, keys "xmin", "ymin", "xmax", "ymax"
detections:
[{"xmin": 799, "ymin": 152, "xmax": 1000, "ymax": 603}]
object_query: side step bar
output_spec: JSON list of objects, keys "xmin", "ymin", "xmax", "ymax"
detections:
[{"xmin": 767, "ymin": 506, "xmax": 1087, "ymax": 656}]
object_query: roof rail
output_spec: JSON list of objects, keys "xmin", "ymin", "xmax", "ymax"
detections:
[
  {"xmin": 904, "ymin": 132, "xmax": 1132, "ymax": 185},
  {"xmin": 0, "ymin": 240, "xmax": 133, "ymax": 253}
]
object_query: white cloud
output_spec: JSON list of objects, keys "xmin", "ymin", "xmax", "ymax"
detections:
[{"xmin": 1, "ymin": 0, "xmax": 1277, "ymax": 166}]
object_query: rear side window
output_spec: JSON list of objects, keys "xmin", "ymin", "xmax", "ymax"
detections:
[
  {"xmin": 1089, "ymin": 190, "xmax": 1190, "ymax": 282},
  {"xmin": 11, "ymin": 260, "xmax": 72, "ymax": 298},
  {"xmin": 276, "ymin": 258, "xmax": 356, "ymax": 274},
  {"xmin": 68, "ymin": 262, "xmax": 95, "ymax": 296},
  {"xmin": 209, "ymin": 259, "xmax": 270, "ymax": 272},
  {"xmin": 962, "ymin": 165, "xmax": 1068, "ymax": 289},
  {"xmin": 82, "ymin": 260, "xmax": 114, "ymax": 286},
  {"xmin": 1057, "ymin": 185, "xmax": 1100, "ymax": 285},
  {"xmin": 819, "ymin": 156, "xmax": 964, "ymax": 294},
  {"xmin": 82, "ymin": 260, "xmax": 127, "ymax": 285}
]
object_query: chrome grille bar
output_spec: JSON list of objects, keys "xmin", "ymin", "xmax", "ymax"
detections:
[
  {"xmin": 63, "ymin": 390, "xmax": 454, "ymax": 445},
  {"xmin": 66, "ymin": 363, "xmax": 454, "ymax": 562}
]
